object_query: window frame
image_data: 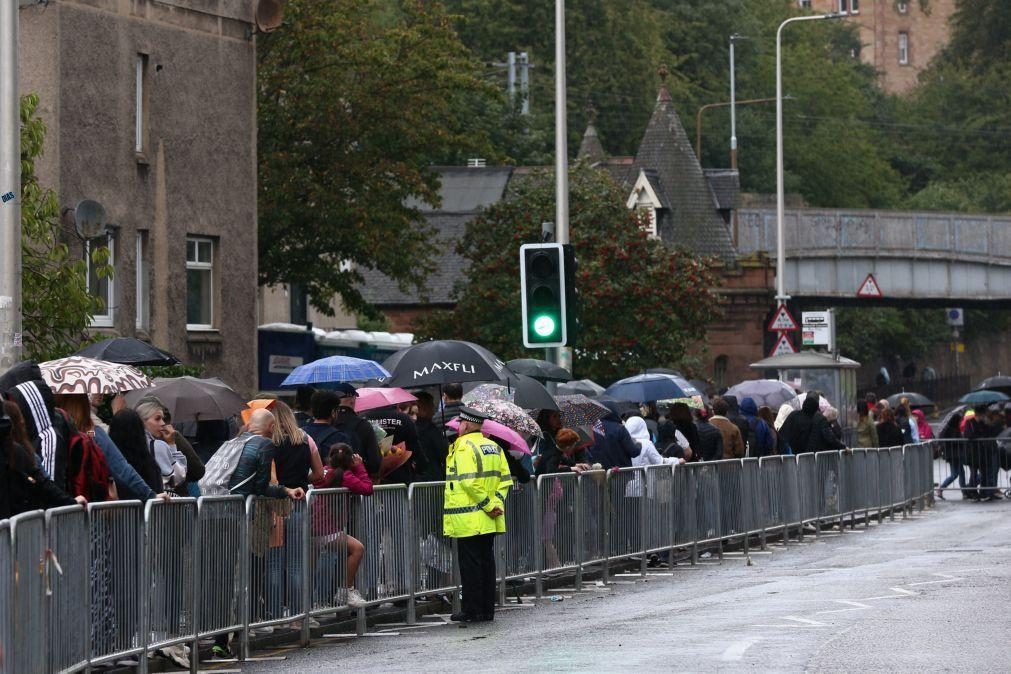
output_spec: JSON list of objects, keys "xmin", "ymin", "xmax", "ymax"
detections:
[
  {"xmin": 837, "ymin": 0, "xmax": 848, "ymax": 12},
  {"xmin": 135, "ymin": 53, "xmax": 149, "ymax": 155},
  {"xmin": 898, "ymin": 31, "xmax": 909, "ymax": 65},
  {"xmin": 897, "ymin": 2, "xmax": 908, "ymax": 13},
  {"xmin": 135, "ymin": 231, "xmax": 150, "ymax": 332},
  {"xmin": 87, "ymin": 234, "xmax": 115, "ymax": 328},
  {"xmin": 798, "ymin": 0, "xmax": 812, "ymax": 8},
  {"xmin": 850, "ymin": 0, "xmax": 859, "ymax": 13},
  {"xmin": 185, "ymin": 237, "xmax": 215, "ymax": 331}
]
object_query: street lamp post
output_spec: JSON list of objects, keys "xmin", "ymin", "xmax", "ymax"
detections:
[
  {"xmin": 729, "ymin": 34, "xmax": 746, "ymax": 170},
  {"xmin": 0, "ymin": 2, "xmax": 22, "ymax": 374},
  {"xmin": 775, "ymin": 12, "xmax": 843, "ymax": 306}
]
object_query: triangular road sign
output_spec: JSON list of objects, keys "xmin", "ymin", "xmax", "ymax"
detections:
[
  {"xmin": 769, "ymin": 333, "xmax": 797, "ymax": 357},
  {"xmin": 768, "ymin": 305, "xmax": 799, "ymax": 332},
  {"xmin": 857, "ymin": 273, "xmax": 882, "ymax": 298}
]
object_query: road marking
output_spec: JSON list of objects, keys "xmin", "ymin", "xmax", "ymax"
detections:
[
  {"xmin": 862, "ymin": 587, "xmax": 917, "ymax": 600},
  {"xmin": 889, "ymin": 587, "xmax": 917, "ymax": 595},
  {"xmin": 782, "ymin": 615, "xmax": 828, "ymax": 626},
  {"xmin": 815, "ymin": 600, "xmax": 872, "ymax": 615},
  {"xmin": 720, "ymin": 638, "xmax": 762, "ymax": 661},
  {"xmin": 907, "ymin": 573, "xmax": 960, "ymax": 587}
]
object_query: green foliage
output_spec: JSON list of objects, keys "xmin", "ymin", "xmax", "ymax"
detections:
[
  {"xmin": 834, "ymin": 307, "xmax": 950, "ymax": 365},
  {"xmin": 20, "ymin": 94, "xmax": 111, "ymax": 362},
  {"xmin": 257, "ymin": 0, "xmax": 496, "ymax": 318},
  {"xmin": 415, "ymin": 164, "xmax": 722, "ymax": 382},
  {"xmin": 355, "ymin": 311, "xmax": 392, "ymax": 333}
]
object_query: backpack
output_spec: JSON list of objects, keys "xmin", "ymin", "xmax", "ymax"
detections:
[
  {"xmin": 198, "ymin": 436, "xmax": 254, "ymax": 496},
  {"xmin": 746, "ymin": 417, "xmax": 772, "ymax": 457},
  {"xmin": 304, "ymin": 423, "xmax": 358, "ymax": 462},
  {"xmin": 66, "ymin": 427, "xmax": 114, "ymax": 503}
]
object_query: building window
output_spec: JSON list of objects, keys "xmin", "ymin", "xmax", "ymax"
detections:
[
  {"xmin": 837, "ymin": 0, "xmax": 848, "ymax": 12},
  {"xmin": 851, "ymin": 0, "xmax": 859, "ymax": 12},
  {"xmin": 186, "ymin": 237, "xmax": 214, "ymax": 330},
  {"xmin": 897, "ymin": 2, "xmax": 908, "ymax": 13},
  {"xmin": 898, "ymin": 32, "xmax": 909, "ymax": 65},
  {"xmin": 136, "ymin": 231, "xmax": 149, "ymax": 331},
  {"xmin": 87, "ymin": 235, "xmax": 115, "ymax": 328},
  {"xmin": 799, "ymin": 0, "xmax": 811, "ymax": 7},
  {"xmin": 135, "ymin": 54, "xmax": 149, "ymax": 154},
  {"xmin": 714, "ymin": 355, "xmax": 729, "ymax": 390},
  {"xmin": 289, "ymin": 282, "xmax": 308, "ymax": 326}
]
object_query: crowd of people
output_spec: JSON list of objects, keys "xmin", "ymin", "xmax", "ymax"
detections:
[
  {"xmin": 0, "ymin": 361, "xmax": 973, "ymax": 661},
  {"xmin": 934, "ymin": 400, "xmax": 1010, "ymax": 502}
]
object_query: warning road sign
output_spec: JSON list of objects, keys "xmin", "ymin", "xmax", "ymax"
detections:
[
  {"xmin": 767, "ymin": 305, "xmax": 799, "ymax": 332},
  {"xmin": 769, "ymin": 333, "xmax": 797, "ymax": 357},
  {"xmin": 857, "ymin": 273, "xmax": 882, "ymax": 298}
]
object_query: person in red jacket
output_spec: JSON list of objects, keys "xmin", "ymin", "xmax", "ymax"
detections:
[{"xmin": 312, "ymin": 443, "xmax": 370, "ymax": 607}]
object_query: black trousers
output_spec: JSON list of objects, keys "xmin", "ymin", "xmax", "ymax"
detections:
[{"xmin": 457, "ymin": 533, "xmax": 496, "ymax": 618}]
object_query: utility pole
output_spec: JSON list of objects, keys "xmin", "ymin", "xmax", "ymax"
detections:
[
  {"xmin": 730, "ymin": 34, "xmax": 742, "ymax": 170},
  {"xmin": 518, "ymin": 51, "xmax": 530, "ymax": 115},
  {"xmin": 0, "ymin": 1, "xmax": 22, "ymax": 374},
  {"xmin": 554, "ymin": 0, "xmax": 570, "ymax": 372},
  {"xmin": 507, "ymin": 51, "xmax": 517, "ymax": 105}
]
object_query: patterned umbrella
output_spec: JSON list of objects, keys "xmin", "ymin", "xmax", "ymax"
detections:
[
  {"xmin": 355, "ymin": 387, "xmax": 417, "ymax": 413},
  {"xmin": 463, "ymin": 374, "xmax": 559, "ymax": 411},
  {"xmin": 445, "ymin": 418, "xmax": 533, "ymax": 458},
  {"xmin": 281, "ymin": 355, "xmax": 390, "ymax": 387},
  {"xmin": 462, "ymin": 383, "xmax": 513, "ymax": 405},
  {"xmin": 39, "ymin": 356, "xmax": 151, "ymax": 395},
  {"xmin": 467, "ymin": 399, "xmax": 543, "ymax": 438},
  {"xmin": 555, "ymin": 394, "xmax": 610, "ymax": 427}
]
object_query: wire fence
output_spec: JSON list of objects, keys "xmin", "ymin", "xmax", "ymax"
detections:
[{"xmin": 0, "ymin": 443, "xmax": 937, "ymax": 672}]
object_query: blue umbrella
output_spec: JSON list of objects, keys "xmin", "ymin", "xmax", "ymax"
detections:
[
  {"xmin": 281, "ymin": 355, "xmax": 390, "ymax": 387},
  {"xmin": 603, "ymin": 374, "xmax": 688, "ymax": 402},
  {"xmin": 959, "ymin": 390, "xmax": 1010, "ymax": 405}
]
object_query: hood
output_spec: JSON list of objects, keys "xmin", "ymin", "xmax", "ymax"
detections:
[
  {"xmin": 775, "ymin": 403, "xmax": 793, "ymax": 431},
  {"xmin": 802, "ymin": 395, "xmax": 820, "ymax": 415},
  {"xmin": 740, "ymin": 397, "xmax": 758, "ymax": 416},
  {"xmin": 0, "ymin": 361, "xmax": 43, "ymax": 394},
  {"xmin": 722, "ymin": 395, "xmax": 742, "ymax": 416},
  {"xmin": 624, "ymin": 416, "xmax": 650, "ymax": 445},
  {"xmin": 8, "ymin": 380, "xmax": 59, "ymax": 475}
]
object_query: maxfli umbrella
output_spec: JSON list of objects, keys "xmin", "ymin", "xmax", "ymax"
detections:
[
  {"xmin": 355, "ymin": 387, "xmax": 417, "ymax": 413},
  {"xmin": 959, "ymin": 390, "xmax": 1010, "ymax": 406},
  {"xmin": 463, "ymin": 373, "xmax": 560, "ymax": 412},
  {"xmin": 74, "ymin": 337, "xmax": 180, "ymax": 366},
  {"xmin": 725, "ymin": 379, "xmax": 798, "ymax": 410},
  {"xmin": 466, "ymin": 398, "xmax": 542, "ymax": 438},
  {"xmin": 976, "ymin": 375, "xmax": 1011, "ymax": 394},
  {"xmin": 381, "ymin": 340, "xmax": 510, "ymax": 388},
  {"xmin": 123, "ymin": 376, "xmax": 247, "ymax": 423},
  {"xmin": 885, "ymin": 392, "xmax": 935, "ymax": 409},
  {"xmin": 39, "ymin": 356, "xmax": 152, "ymax": 395},
  {"xmin": 281, "ymin": 355, "xmax": 390, "ymax": 387},
  {"xmin": 444, "ymin": 418, "xmax": 532, "ymax": 458},
  {"xmin": 555, "ymin": 394, "xmax": 610, "ymax": 428},
  {"xmin": 604, "ymin": 374, "xmax": 687, "ymax": 402},
  {"xmin": 556, "ymin": 378, "xmax": 605, "ymax": 396},
  {"xmin": 506, "ymin": 358, "xmax": 573, "ymax": 383}
]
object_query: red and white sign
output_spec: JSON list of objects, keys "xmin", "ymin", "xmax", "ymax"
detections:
[
  {"xmin": 767, "ymin": 305, "xmax": 799, "ymax": 332},
  {"xmin": 769, "ymin": 333, "xmax": 797, "ymax": 357},
  {"xmin": 857, "ymin": 273, "xmax": 882, "ymax": 298}
]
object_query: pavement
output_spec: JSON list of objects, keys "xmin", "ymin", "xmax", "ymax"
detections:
[{"xmin": 212, "ymin": 499, "xmax": 1011, "ymax": 673}]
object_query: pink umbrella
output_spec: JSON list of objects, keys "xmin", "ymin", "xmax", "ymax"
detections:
[
  {"xmin": 355, "ymin": 387, "xmax": 417, "ymax": 413},
  {"xmin": 445, "ymin": 418, "xmax": 532, "ymax": 458}
]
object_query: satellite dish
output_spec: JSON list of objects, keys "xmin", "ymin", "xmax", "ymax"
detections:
[
  {"xmin": 255, "ymin": 0, "xmax": 284, "ymax": 33},
  {"xmin": 74, "ymin": 200, "xmax": 107, "ymax": 239}
]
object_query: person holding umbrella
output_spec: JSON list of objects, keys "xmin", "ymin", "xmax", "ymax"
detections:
[{"xmin": 444, "ymin": 407, "xmax": 512, "ymax": 624}]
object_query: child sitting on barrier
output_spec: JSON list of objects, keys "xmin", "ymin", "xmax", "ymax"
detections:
[{"xmin": 311, "ymin": 443, "xmax": 370, "ymax": 608}]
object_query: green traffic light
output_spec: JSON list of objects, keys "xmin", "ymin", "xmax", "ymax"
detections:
[{"xmin": 533, "ymin": 314, "xmax": 556, "ymax": 337}]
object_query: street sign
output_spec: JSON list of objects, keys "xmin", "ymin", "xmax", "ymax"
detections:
[
  {"xmin": 857, "ymin": 273, "xmax": 882, "ymax": 298},
  {"xmin": 802, "ymin": 310, "xmax": 833, "ymax": 350},
  {"xmin": 769, "ymin": 333, "xmax": 796, "ymax": 357},
  {"xmin": 767, "ymin": 305, "xmax": 798, "ymax": 332},
  {"xmin": 945, "ymin": 307, "xmax": 964, "ymax": 327}
]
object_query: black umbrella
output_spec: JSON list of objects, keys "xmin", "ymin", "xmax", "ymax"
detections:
[
  {"xmin": 885, "ymin": 392, "xmax": 934, "ymax": 409},
  {"xmin": 557, "ymin": 378, "xmax": 605, "ymax": 396},
  {"xmin": 75, "ymin": 337, "xmax": 180, "ymax": 366},
  {"xmin": 977, "ymin": 375, "xmax": 1011, "ymax": 394},
  {"xmin": 463, "ymin": 373, "xmax": 560, "ymax": 411},
  {"xmin": 506, "ymin": 358, "xmax": 572, "ymax": 383},
  {"xmin": 381, "ymin": 340, "xmax": 510, "ymax": 388},
  {"xmin": 593, "ymin": 394, "xmax": 639, "ymax": 419}
]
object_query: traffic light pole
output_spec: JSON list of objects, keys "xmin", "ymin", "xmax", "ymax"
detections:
[{"xmin": 554, "ymin": 0, "xmax": 570, "ymax": 373}]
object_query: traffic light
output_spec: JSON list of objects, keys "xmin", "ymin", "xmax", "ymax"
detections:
[{"xmin": 520, "ymin": 243, "xmax": 567, "ymax": 348}]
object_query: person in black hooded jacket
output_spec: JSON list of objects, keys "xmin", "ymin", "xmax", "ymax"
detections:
[
  {"xmin": 780, "ymin": 393, "xmax": 846, "ymax": 454},
  {"xmin": 0, "ymin": 405, "xmax": 80, "ymax": 518}
]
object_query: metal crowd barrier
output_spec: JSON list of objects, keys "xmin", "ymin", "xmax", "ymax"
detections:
[
  {"xmin": 931, "ymin": 439, "xmax": 1011, "ymax": 498},
  {"xmin": 0, "ymin": 444, "xmax": 937, "ymax": 672}
]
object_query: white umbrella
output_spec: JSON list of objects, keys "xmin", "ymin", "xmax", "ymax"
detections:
[
  {"xmin": 40, "ymin": 356, "xmax": 151, "ymax": 395},
  {"xmin": 725, "ymin": 379, "xmax": 798, "ymax": 410}
]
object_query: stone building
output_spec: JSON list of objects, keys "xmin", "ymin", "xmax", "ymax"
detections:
[
  {"xmin": 358, "ymin": 83, "xmax": 776, "ymax": 387},
  {"xmin": 800, "ymin": 0, "xmax": 956, "ymax": 94},
  {"xmin": 19, "ymin": 0, "xmax": 259, "ymax": 394}
]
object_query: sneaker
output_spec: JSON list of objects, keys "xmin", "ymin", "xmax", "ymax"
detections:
[
  {"xmin": 211, "ymin": 644, "xmax": 233, "ymax": 659},
  {"xmin": 449, "ymin": 612, "xmax": 475, "ymax": 622},
  {"xmin": 251, "ymin": 626, "xmax": 275, "ymax": 635},
  {"xmin": 936, "ymin": 489, "xmax": 946, "ymax": 500},
  {"xmin": 347, "ymin": 588, "xmax": 367, "ymax": 608}
]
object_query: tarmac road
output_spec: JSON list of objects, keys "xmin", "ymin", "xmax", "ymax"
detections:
[{"xmin": 229, "ymin": 499, "xmax": 1011, "ymax": 673}]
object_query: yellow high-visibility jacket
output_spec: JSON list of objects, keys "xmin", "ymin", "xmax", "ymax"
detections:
[{"xmin": 443, "ymin": 431, "xmax": 513, "ymax": 538}]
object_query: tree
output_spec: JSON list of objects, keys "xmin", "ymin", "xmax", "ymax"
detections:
[
  {"xmin": 257, "ymin": 0, "xmax": 496, "ymax": 318},
  {"xmin": 415, "ymin": 164, "xmax": 722, "ymax": 382},
  {"xmin": 20, "ymin": 94, "xmax": 110, "ymax": 361}
]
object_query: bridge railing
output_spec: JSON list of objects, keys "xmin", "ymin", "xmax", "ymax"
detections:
[{"xmin": 0, "ymin": 444, "xmax": 935, "ymax": 671}]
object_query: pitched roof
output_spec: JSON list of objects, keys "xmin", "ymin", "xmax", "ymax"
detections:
[
  {"xmin": 704, "ymin": 169, "xmax": 740, "ymax": 211},
  {"xmin": 627, "ymin": 88, "xmax": 737, "ymax": 261},
  {"xmin": 359, "ymin": 167, "xmax": 512, "ymax": 306},
  {"xmin": 577, "ymin": 122, "xmax": 608, "ymax": 165}
]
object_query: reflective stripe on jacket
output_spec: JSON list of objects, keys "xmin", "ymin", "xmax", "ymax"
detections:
[{"xmin": 443, "ymin": 431, "xmax": 512, "ymax": 538}]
